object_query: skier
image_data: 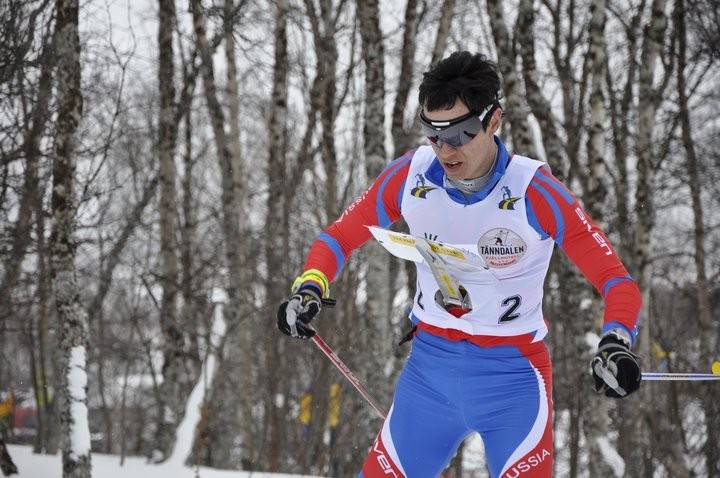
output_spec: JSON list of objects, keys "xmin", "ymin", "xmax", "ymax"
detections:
[{"xmin": 277, "ymin": 51, "xmax": 642, "ymax": 478}]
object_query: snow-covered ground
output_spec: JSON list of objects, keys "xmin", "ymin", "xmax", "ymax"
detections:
[{"xmin": 7, "ymin": 444, "xmax": 326, "ymax": 478}]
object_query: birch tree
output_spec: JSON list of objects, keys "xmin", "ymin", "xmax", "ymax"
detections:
[
  {"xmin": 356, "ymin": 0, "xmax": 392, "ymax": 435},
  {"xmin": 516, "ymin": 0, "xmax": 564, "ymax": 171},
  {"xmin": 264, "ymin": 0, "xmax": 289, "ymax": 469},
  {"xmin": 390, "ymin": 0, "xmax": 419, "ymax": 158},
  {"xmin": 485, "ymin": 0, "xmax": 536, "ymax": 157},
  {"xmin": 154, "ymin": 0, "xmax": 185, "ymax": 460},
  {"xmin": 199, "ymin": 0, "xmax": 255, "ymax": 469},
  {"xmin": 51, "ymin": 0, "xmax": 91, "ymax": 476},
  {"xmin": 582, "ymin": 0, "xmax": 617, "ymax": 475},
  {"xmin": 626, "ymin": 1, "xmax": 669, "ymax": 475},
  {"xmin": 675, "ymin": 0, "xmax": 719, "ymax": 473},
  {"xmin": 605, "ymin": 2, "xmax": 645, "ymax": 258},
  {"xmin": 189, "ymin": 0, "xmax": 246, "ymax": 468}
]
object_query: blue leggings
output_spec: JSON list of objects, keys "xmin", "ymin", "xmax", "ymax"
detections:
[{"xmin": 359, "ymin": 331, "xmax": 553, "ymax": 478}]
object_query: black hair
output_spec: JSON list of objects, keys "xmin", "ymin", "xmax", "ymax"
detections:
[{"xmin": 418, "ymin": 51, "xmax": 502, "ymax": 129}]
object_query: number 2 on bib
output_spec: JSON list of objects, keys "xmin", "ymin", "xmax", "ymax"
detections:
[{"xmin": 499, "ymin": 295, "xmax": 522, "ymax": 322}]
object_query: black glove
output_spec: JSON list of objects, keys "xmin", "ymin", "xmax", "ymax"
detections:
[
  {"xmin": 591, "ymin": 329, "xmax": 641, "ymax": 398},
  {"xmin": 277, "ymin": 286, "xmax": 323, "ymax": 339}
]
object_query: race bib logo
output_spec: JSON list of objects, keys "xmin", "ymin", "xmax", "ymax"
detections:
[
  {"xmin": 498, "ymin": 185, "xmax": 522, "ymax": 210},
  {"xmin": 478, "ymin": 228, "xmax": 527, "ymax": 268},
  {"xmin": 410, "ymin": 173, "xmax": 437, "ymax": 198}
]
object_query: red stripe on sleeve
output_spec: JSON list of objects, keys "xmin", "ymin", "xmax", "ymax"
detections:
[
  {"xmin": 527, "ymin": 169, "xmax": 641, "ymax": 334},
  {"xmin": 303, "ymin": 154, "xmax": 412, "ymax": 280}
]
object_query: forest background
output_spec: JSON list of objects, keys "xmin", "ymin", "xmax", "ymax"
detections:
[{"xmin": 0, "ymin": 0, "xmax": 718, "ymax": 477}]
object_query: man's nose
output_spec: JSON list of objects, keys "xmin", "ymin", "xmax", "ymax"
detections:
[{"xmin": 439, "ymin": 142, "xmax": 457, "ymax": 154}]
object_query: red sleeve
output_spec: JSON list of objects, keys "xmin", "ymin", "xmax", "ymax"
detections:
[
  {"xmin": 526, "ymin": 167, "xmax": 641, "ymax": 342},
  {"xmin": 300, "ymin": 152, "xmax": 413, "ymax": 292}
]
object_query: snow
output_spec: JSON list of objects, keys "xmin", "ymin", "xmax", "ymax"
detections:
[
  {"xmin": 68, "ymin": 346, "xmax": 91, "ymax": 460},
  {"xmin": 595, "ymin": 436, "xmax": 625, "ymax": 477},
  {"xmin": 6, "ymin": 444, "xmax": 326, "ymax": 478},
  {"xmin": 167, "ymin": 298, "xmax": 227, "ymax": 466},
  {"xmin": 585, "ymin": 331, "xmax": 601, "ymax": 350}
]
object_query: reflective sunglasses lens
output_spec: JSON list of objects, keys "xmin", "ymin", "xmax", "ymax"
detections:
[
  {"xmin": 420, "ymin": 113, "xmax": 483, "ymax": 149},
  {"xmin": 426, "ymin": 132, "xmax": 466, "ymax": 149}
]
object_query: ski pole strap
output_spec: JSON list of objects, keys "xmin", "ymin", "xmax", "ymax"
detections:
[
  {"xmin": 642, "ymin": 372, "xmax": 720, "ymax": 381},
  {"xmin": 398, "ymin": 325, "xmax": 418, "ymax": 346},
  {"xmin": 593, "ymin": 359, "xmax": 628, "ymax": 397}
]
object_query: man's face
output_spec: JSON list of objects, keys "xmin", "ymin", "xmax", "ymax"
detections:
[{"xmin": 421, "ymin": 100, "xmax": 499, "ymax": 181}]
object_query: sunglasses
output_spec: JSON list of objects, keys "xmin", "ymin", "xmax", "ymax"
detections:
[{"xmin": 419, "ymin": 104, "xmax": 494, "ymax": 149}]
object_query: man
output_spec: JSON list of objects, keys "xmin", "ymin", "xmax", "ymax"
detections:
[{"xmin": 277, "ymin": 51, "xmax": 642, "ymax": 478}]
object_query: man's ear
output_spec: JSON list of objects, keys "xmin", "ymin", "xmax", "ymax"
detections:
[{"xmin": 488, "ymin": 108, "xmax": 503, "ymax": 134}]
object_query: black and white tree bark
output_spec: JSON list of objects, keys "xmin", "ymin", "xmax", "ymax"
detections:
[
  {"xmin": 199, "ymin": 0, "xmax": 253, "ymax": 469},
  {"xmin": 485, "ymin": 0, "xmax": 536, "ymax": 157},
  {"xmin": 154, "ymin": 0, "xmax": 184, "ymax": 460},
  {"xmin": 264, "ymin": 0, "xmax": 290, "ymax": 470},
  {"xmin": 189, "ymin": 0, "xmax": 246, "ymax": 468},
  {"xmin": 675, "ymin": 0, "xmax": 718, "ymax": 473},
  {"xmin": 516, "ymin": 0, "xmax": 564, "ymax": 171},
  {"xmin": 50, "ymin": 0, "xmax": 91, "ymax": 476},
  {"xmin": 356, "ymin": 0, "xmax": 392, "ymax": 437},
  {"xmin": 582, "ymin": 0, "xmax": 616, "ymax": 475},
  {"xmin": 627, "ymin": 0, "xmax": 668, "ymax": 475}
]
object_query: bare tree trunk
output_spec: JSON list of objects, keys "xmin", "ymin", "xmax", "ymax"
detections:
[
  {"xmin": 153, "ymin": 0, "xmax": 184, "ymax": 460},
  {"xmin": 581, "ymin": 1, "xmax": 618, "ymax": 475},
  {"xmin": 312, "ymin": 0, "xmax": 340, "ymax": 217},
  {"xmin": 356, "ymin": 0, "xmax": 391, "ymax": 438},
  {"xmin": 675, "ymin": 0, "xmax": 718, "ymax": 474},
  {"xmin": 390, "ymin": 0, "xmax": 419, "ymax": 158},
  {"xmin": 32, "ymin": 145, "xmax": 60, "ymax": 455},
  {"xmin": 264, "ymin": 0, "xmax": 290, "ymax": 470},
  {"xmin": 485, "ymin": 0, "xmax": 536, "ymax": 157},
  {"xmin": 0, "ymin": 439, "xmax": 18, "ymax": 476},
  {"xmin": 402, "ymin": 0, "xmax": 455, "ymax": 145},
  {"xmin": 51, "ymin": 1, "xmax": 91, "ymax": 476},
  {"xmin": 190, "ymin": 0, "xmax": 246, "ymax": 469},
  {"xmin": 516, "ymin": 0, "xmax": 565, "ymax": 169},
  {"xmin": 220, "ymin": 1, "xmax": 255, "ymax": 468},
  {"xmin": 627, "ymin": 0, "xmax": 668, "ymax": 475},
  {"xmin": 605, "ymin": 3, "xmax": 644, "ymax": 257}
]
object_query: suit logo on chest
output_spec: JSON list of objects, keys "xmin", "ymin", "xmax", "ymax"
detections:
[
  {"xmin": 498, "ymin": 186, "xmax": 522, "ymax": 210},
  {"xmin": 411, "ymin": 173, "xmax": 437, "ymax": 198},
  {"xmin": 478, "ymin": 228, "xmax": 528, "ymax": 268}
]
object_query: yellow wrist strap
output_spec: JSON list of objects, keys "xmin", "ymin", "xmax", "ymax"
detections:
[{"xmin": 292, "ymin": 269, "xmax": 330, "ymax": 298}]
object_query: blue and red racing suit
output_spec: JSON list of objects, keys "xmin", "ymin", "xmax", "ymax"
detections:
[{"xmin": 295, "ymin": 137, "xmax": 641, "ymax": 478}]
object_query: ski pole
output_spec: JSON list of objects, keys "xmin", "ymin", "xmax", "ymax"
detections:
[
  {"xmin": 311, "ymin": 334, "xmax": 387, "ymax": 419},
  {"xmin": 642, "ymin": 372, "xmax": 720, "ymax": 381}
]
